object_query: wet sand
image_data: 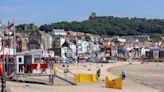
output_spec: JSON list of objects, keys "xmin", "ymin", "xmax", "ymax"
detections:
[{"xmin": 109, "ymin": 62, "xmax": 164, "ymax": 92}]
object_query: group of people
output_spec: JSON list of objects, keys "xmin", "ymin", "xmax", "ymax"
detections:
[
  {"xmin": 96, "ymin": 68, "xmax": 126, "ymax": 80},
  {"xmin": 61, "ymin": 64, "xmax": 102, "ymax": 79},
  {"xmin": 62, "ymin": 65, "xmax": 69, "ymax": 74},
  {"xmin": 53, "ymin": 64, "xmax": 126, "ymax": 81}
]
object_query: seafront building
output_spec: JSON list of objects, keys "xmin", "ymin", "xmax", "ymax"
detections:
[{"xmin": 1, "ymin": 21, "xmax": 164, "ymax": 75}]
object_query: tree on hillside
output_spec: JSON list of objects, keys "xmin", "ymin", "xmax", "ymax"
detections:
[{"xmin": 37, "ymin": 16, "xmax": 164, "ymax": 38}]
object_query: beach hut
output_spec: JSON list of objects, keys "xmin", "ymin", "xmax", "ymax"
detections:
[{"xmin": 16, "ymin": 49, "xmax": 50, "ymax": 74}]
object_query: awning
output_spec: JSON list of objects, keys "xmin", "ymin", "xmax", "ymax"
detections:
[{"xmin": 0, "ymin": 55, "xmax": 15, "ymax": 59}]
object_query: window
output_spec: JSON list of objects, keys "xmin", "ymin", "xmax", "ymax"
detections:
[
  {"xmin": 34, "ymin": 55, "xmax": 40, "ymax": 63},
  {"xmin": 19, "ymin": 58, "xmax": 22, "ymax": 63},
  {"xmin": 22, "ymin": 42, "xmax": 26, "ymax": 47}
]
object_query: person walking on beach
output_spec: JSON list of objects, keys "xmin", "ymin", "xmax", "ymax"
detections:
[
  {"xmin": 128, "ymin": 51, "xmax": 133, "ymax": 65},
  {"xmin": 63, "ymin": 65, "xmax": 69, "ymax": 79},
  {"xmin": 96, "ymin": 68, "xmax": 101, "ymax": 78},
  {"xmin": 120, "ymin": 70, "xmax": 126, "ymax": 80}
]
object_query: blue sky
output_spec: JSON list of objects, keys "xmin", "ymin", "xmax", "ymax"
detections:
[{"xmin": 1, "ymin": 0, "xmax": 164, "ymax": 26}]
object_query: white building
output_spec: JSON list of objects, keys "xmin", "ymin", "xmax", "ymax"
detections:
[
  {"xmin": 77, "ymin": 40, "xmax": 89, "ymax": 54},
  {"xmin": 52, "ymin": 29, "xmax": 66, "ymax": 36},
  {"xmin": 47, "ymin": 33, "xmax": 53, "ymax": 49}
]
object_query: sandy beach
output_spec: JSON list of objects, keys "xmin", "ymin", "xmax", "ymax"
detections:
[
  {"xmin": 4, "ymin": 62, "xmax": 162, "ymax": 92},
  {"xmin": 109, "ymin": 62, "xmax": 164, "ymax": 92}
]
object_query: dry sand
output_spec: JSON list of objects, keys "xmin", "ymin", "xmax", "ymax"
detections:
[{"xmin": 5, "ymin": 62, "xmax": 162, "ymax": 92}]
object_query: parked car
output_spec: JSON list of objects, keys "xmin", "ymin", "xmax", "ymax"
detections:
[
  {"xmin": 99, "ymin": 58, "xmax": 109, "ymax": 63},
  {"xmin": 86, "ymin": 58, "xmax": 94, "ymax": 62},
  {"xmin": 66, "ymin": 57, "xmax": 75, "ymax": 64},
  {"xmin": 97, "ymin": 56, "xmax": 112, "ymax": 63}
]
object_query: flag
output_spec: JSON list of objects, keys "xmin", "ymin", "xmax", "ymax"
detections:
[{"xmin": 7, "ymin": 20, "xmax": 15, "ymax": 35}]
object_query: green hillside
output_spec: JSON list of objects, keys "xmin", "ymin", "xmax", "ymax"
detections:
[{"xmin": 38, "ymin": 16, "xmax": 164, "ymax": 36}]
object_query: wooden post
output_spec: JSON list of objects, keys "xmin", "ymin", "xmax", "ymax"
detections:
[
  {"xmin": 49, "ymin": 75, "xmax": 54, "ymax": 85},
  {"xmin": 49, "ymin": 55, "xmax": 54, "ymax": 85}
]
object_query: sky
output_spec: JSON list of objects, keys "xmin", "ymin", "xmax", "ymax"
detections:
[{"xmin": 1, "ymin": 0, "xmax": 164, "ymax": 26}]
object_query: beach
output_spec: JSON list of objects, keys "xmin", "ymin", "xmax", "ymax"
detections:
[
  {"xmin": 5, "ymin": 62, "xmax": 162, "ymax": 92},
  {"xmin": 109, "ymin": 62, "xmax": 164, "ymax": 92}
]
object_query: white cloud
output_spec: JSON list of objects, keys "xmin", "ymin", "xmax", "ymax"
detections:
[{"xmin": 0, "ymin": 6, "xmax": 17, "ymax": 13}]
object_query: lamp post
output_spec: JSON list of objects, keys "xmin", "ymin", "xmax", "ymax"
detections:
[
  {"xmin": 76, "ymin": 33, "xmax": 78, "ymax": 64},
  {"xmin": 0, "ymin": 24, "xmax": 7, "ymax": 92},
  {"xmin": 1, "ymin": 74, "xmax": 6, "ymax": 92},
  {"xmin": 1, "ymin": 37, "xmax": 6, "ymax": 92}
]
